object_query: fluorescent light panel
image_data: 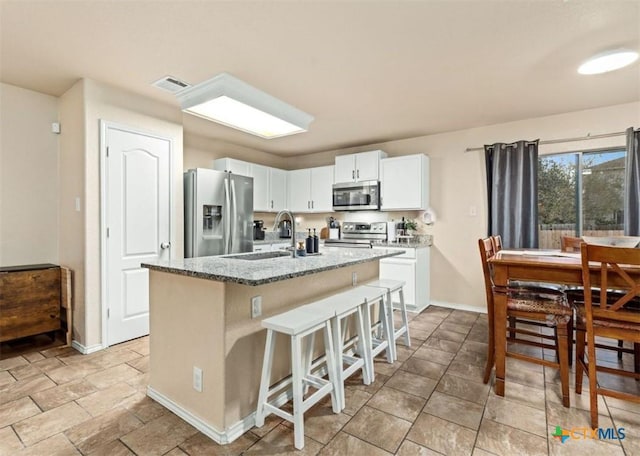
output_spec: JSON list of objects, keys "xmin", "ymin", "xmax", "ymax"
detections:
[
  {"xmin": 578, "ymin": 50, "xmax": 639, "ymax": 75},
  {"xmin": 177, "ymin": 73, "xmax": 313, "ymax": 139}
]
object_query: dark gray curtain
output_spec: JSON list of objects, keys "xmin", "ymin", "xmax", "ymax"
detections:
[
  {"xmin": 625, "ymin": 127, "xmax": 640, "ymax": 236},
  {"xmin": 485, "ymin": 140, "xmax": 539, "ymax": 248}
]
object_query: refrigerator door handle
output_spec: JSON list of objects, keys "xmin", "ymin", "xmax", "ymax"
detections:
[
  {"xmin": 224, "ymin": 176, "xmax": 232, "ymax": 254},
  {"xmin": 230, "ymin": 177, "xmax": 238, "ymax": 253}
]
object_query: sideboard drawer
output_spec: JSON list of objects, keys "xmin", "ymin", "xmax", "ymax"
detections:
[{"xmin": 0, "ymin": 267, "xmax": 61, "ymax": 342}]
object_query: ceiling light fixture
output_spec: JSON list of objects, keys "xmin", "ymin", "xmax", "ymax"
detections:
[
  {"xmin": 176, "ymin": 73, "xmax": 313, "ymax": 139},
  {"xmin": 578, "ymin": 49, "xmax": 639, "ymax": 75}
]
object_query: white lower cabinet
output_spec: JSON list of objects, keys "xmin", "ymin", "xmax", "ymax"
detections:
[{"xmin": 374, "ymin": 246, "xmax": 430, "ymax": 312}]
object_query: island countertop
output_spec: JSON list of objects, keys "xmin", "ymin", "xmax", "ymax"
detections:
[{"xmin": 142, "ymin": 247, "xmax": 402, "ymax": 286}]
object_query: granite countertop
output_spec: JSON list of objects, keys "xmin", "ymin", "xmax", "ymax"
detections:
[
  {"xmin": 373, "ymin": 235, "xmax": 433, "ymax": 249},
  {"xmin": 142, "ymin": 247, "xmax": 403, "ymax": 286}
]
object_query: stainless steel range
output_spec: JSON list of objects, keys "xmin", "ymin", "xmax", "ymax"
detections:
[{"xmin": 324, "ymin": 221, "xmax": 387, "ymax": 248}]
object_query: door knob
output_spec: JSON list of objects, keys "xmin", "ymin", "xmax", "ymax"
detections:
[{"xmin": 161, "ymin": 242, "xmax": 171, "ymax": 249}]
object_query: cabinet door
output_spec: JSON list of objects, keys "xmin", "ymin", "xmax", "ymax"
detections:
[
  {"xmin": 309, "ymin": 165, "xmax": 334, "ymax": 212},
  {"xmin": 381, "ymin": 154, "xmax": 428, "ymax": 210},
  {"xmin": 251, "ymin": 164, "xmax": 270, "ymax": 212},
  {"xmin": 287, "ymin": 169, "xmax": 311, "ymax": 212},
  {"xmin": 269, "ymin": 168, "xmax": 288, "ymax": 212},
  {"xmin": 212, "ymin": 158, "xmax": 251, "ymax": 176},
  {"xmin": 334, "ymin": 155, "xmax": 355, "ymax": 182},
  {"xmin": 379, "ymin": 259, "xmax": 416, "ymax": 306},
  {"xmin": 355, "ymin": 150, "xmax": 381, "ymax": 181}
]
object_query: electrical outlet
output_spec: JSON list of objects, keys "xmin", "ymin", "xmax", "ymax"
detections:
[
  {"xmin": 352, "ymin": 272, "xmax": 357, "ymax": 286},
  {"xmin": 193, "ymin": 366, "xmax": 203, "ymax": 392},
  {"xmin": 251, "ymin": 296, "xmax": 262, "ymax": 318}
]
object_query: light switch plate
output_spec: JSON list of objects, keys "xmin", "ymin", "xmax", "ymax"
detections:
[
  {"xmin": 193, "ymin": 366, "xmax": 203, "ymax": 392},
  {"xmin": 251, "ymin": 296, "xmax": 262, "ymax": 318}
]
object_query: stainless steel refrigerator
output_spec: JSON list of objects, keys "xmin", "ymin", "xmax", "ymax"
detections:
[{"xmin": 184, "ymin": 168, "xmax": 253, "ymax": 258}]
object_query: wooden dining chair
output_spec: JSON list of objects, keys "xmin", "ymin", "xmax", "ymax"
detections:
[
  {"xmin": 561, "ymin": 236, "xmax": 583, "ymax": 253},
  {"xmin": 479, "ymin": 237, "xmax": 572, "ymax": 406},
  {"xmin": 575, "ymin": 243, "xmax": 640, "ymax": 428}
]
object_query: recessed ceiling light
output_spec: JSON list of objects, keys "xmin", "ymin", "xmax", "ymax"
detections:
[
  {"xmin": 578, "ymin": 50, "xmax": 639, "ymax": 75},
  {"xmin": 176, "ymin": 73, "xmax": 313, "ymax": 139}
]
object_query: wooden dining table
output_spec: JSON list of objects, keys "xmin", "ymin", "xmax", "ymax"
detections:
[{"xmin": 488, "ymin": 249, "xmax": 640, "ymax": 397}]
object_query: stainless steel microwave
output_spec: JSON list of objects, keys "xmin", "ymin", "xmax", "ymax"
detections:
[{"xmin": 332, "ymin": 180, "xmax": 380, "ymax": 211}]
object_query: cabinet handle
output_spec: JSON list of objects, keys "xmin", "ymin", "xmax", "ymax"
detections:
[
  {"xmin": 357, "ymin": 169, "xmax": 360, "ymax": 179},
  {"xmin": 352, "ymin": 170, "xmax": 355, "ymax": 179},
  {"xmin": 311, "ymin": 200, "xmax": 314, "ymax": 209},
  {"xmin": 161, "ymin": 242, "xmax": 171, "ymax": 249},
  {"xmin": 307, "ymin": 201, "xmax": 310, "ymax": 209},
  {"xmin": 271, "ymin": 200, "xmax": 273, "ymax": 208}
]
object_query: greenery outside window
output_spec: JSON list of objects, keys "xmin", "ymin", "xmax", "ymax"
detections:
[{"xmin": 538, "ymin": 149, "xmax": 626, "ymax": 249}]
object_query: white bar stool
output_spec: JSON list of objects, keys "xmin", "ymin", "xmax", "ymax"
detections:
[
  {"xmin": 255, "ymin": 306, "xmax": 340, "ymax": 450},
  {"xmin": 365, "ymin": 279, "xmax": 410, "ymax": 362},
  {"xmin": 357, "ymin": 285, "xmax": 393, "ymax": 381},
  {"xmin": 303, "ymin": 287, "xmax": 378, "ymax": 410}
]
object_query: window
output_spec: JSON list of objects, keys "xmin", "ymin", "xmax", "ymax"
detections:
[{"xmin": 538, "ymin": 149, "xmax": 626, "ymax": 249}]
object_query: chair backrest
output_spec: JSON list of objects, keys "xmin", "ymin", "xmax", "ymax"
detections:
[
  {"xmin": 492, "ymin": 235, "xmax": 503, "ymax": 252},
  {"xmin": 580, "ymin": 243, "xmax": 640, "ymax": 324},
  {"xmin": 561, "ymin": 236, "xmax": 583, "ymax": 253},
  {"xmin": 479, "ymin": 238, "xmax": 497, "ymax": 307}
]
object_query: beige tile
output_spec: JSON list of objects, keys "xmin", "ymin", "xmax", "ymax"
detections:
[
  {"xmin": 472, "ymin": 449, "xmax": 495, "ymax": 456},
  {"xmin": 445, "ymin": 359, "xmax": 485, "ymax": 381},
  {"xmin": 13, "ymin": 401, "xmax": 90, "ymax": 446},
  {"xmin": 65, "ymin": 406, "xmax": 143, "ymax": 453},
  {"xmin": 395, "ymin": 345, "xmax": 416, "ymax": 363},
  {"xmin": 460, "ymin": 339, "xmax": 489, "ymax": 355},
  {"xmin": 406, "ymin": 413, "xmax": 476, "ymax": 455},
  {"xmin": 0, "ymin": 370, "xmax": 15, "ymax": 387},
  {"xmin": 0, "ymin": 356, "xmax": 28, "ymax": 370},
  {"xmin": 9, "ymin": 357, "xmax": 65, "ymax": 380},
  {"xmin": 344, "ymin": 371, "xmax": 389, "ymax": 394},
  {"xmin": 341, "ymin": 386, "xmax": 372, "ymax": 416},
  {"xmin": 47, "ymin": 363, "xmax": 101, "ymax": 385},
  {"xmin": 120, "ymin": 412, "xmax": 198, "ymax": 456},
  {"xmin": 295, "ymin": 403, "xmax": 351, "ymax": 444},
  {"xmin": 0, "ymin": 426, "xmax": 23, "ymax": 454},
  {"xmin": 372, "ymin": 357, "xmax": 402, "ymax": 377},
  {"xmin": 545, "ymin": 381, "xmax": 606, "ymax": 413},
  {"xmin": 367, "ymin": 386, "xmax": 426, "ymax": 421},
  {"xmin": 343, "ymin": 405, "xmax": 411, "ymax": 453},
  {"xmin": 85, "ymin": 439, "xmax": 135, "ymax": 456},
  {"xmin": 165, "ymin": 448, "xmax": 189, "ymax": 456},
  {"xmin": 119, "ymin": 392, "xmax": 168, "ymax": 423},
  {"xmin": 435, "ymin": 372, "xmax": 490, "ymax": 405},
  {"xmin": 245, "ymin": 424, "xmax": 322, "ymax": 455},
  {"xmin": 0, "ymin": 396, "xmax": 41, "ymax": 428},
  {"xmin": 127, "ymin": 355, "xmax": 150, "ymax": 373},
  {"xmin": 476, "ymin": 419, "xmax": 547, "ymax": 456},
  {"xmin": 484, "ymin": 395, "xmax": 546, "ymax": 436},
  {"xmin": 13, "ymin": 433, "xmax": 80, "ymax": 456},
  {"xmin": 424, "ymin": 391, "xmax": 483, "ymax": 430},
  {"xmin": 85, "ymin": 364, "xmax": 143, "ymax": 389},
  {"xmin": 91, "ymin": 349, "xmax": 143, "ymax": 370},
  {"xmin": 319, "ymin": 431, "xmax": 391, "ymax": 456},
  {"xmin": 9, "ymin": 364, "xmax": 42, "ymax": 380},
  {"xmin": 545, "ymin": 400, "xmax": 615, "ymax": 431},
  {"xmin": 439, "ymin": 321, "xmax": 473, "ymax": 335},
  {"xmin": 32, "ymin": 357, "xmax": 66, "ymax": 373},
  {"xmin": 449, "ymin": 310, "xmax": 478, "ymax": 324},
  {"xmin": 386, "ymin": 370, "xmax": 437, "ymax": 399},
  {"xmin": 406, "ymin": 328, "xmax": 434, "ymax": 342},
  {"xmin": 179, "ymin": 431, "xmax": 258, "ymax": 456},
  {"xmin": 401, "ymin": 356, "xmax": 448, "ymax": 380},
  {"xmin": 409, "ymin": 320, "xmax": 440, "ymax": 334},
  {"xmin": 488, "ymin": 380, "xmax": 546, "ymax": 410},
  {"xmin": 76, "ymin": 382, "xmax": 138, "ymax": 417},
  {"xmin": 430, "ymin": 328, "xmax": 467, "ymax": 343},
  {"xmin": 22, "ymin": 352, "xmax": 45, "ymax": 363},
  {"xmin": 251, "ymin": 413, "xmax": 283, "ymax": 438},
  {"xmin": 453, "ymin": 349, "xmax": 487, "ymax": 368},
  {"xmin": 31, "ymin": 379, "xmax": 97, "ymax": 411},
  {"xmin": 411, "ymin": 346, "xmax": 455, "ymax": 365},
  {"xmin": 396, "ymin": 439, "xmax": 443, "ymax": 455},
  {"xmin": 126, "ymin": 371, "xmax": 150, "ymax": 393},
  {"xmin": 422, "ymin": 337, "xmax": 463, "ymax": 354},
  {"xmin": 40, "ymin": 345, "xmax": 78, "ymax": 358},
  {"xmin": 0, "ymin": 374, "xmax": 56, "ymax": 405}
]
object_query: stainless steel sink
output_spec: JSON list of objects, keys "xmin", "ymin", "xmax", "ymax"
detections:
[{"xmin": 224, "ymin": 251, "xmax": 292, "ymax": 260}]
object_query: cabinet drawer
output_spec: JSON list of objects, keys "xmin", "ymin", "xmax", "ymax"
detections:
[
  {"xmin": 0, "ymin": 268, "xmax": 61, "ymax": 342},
  {"xmin": 374, "ymin": 246, "xmax": 415, "ymax": 259}
]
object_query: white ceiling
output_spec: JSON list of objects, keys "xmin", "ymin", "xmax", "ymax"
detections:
[{"xmin": 1, "ymin": 1, "xmax": 639, "ymax": 156}]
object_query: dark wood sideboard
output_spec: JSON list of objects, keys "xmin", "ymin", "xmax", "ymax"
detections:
[{"xmin": 0, "ymin": 264, "xmax": 72, "ymax": 344}]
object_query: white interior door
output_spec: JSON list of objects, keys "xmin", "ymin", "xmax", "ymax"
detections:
[{"xmin": 104, "ymin": 124, "xmax": 171, "ymax": 346}]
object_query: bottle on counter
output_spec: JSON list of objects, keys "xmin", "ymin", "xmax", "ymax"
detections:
[
  {"xmin": 306, "ymin": 229, "xmax": 314, "ymax": 254},
  {"xmin": 313, "ymin": 228, "xmax": 319, "ymax": 253}
]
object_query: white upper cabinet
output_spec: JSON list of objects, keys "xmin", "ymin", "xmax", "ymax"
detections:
[
  {"xmin": 334, "ymin": 150, "xmax": 387, "ymax": 183},
  {"xmin": 380, "ymin": 154, "xmax": 429, "ymax": 211},
  {"xmin": 269, "ymin": 168, "xmax": 288, "ymax": 211},
  {"xmin": 212, "ymin": 158, "xmax": 251, "ymax": 176},
  {"xmin": 250, "ymin": 164, "xmax": 270, "ymax": 211},
  {"xmin": 288, "ymin": 165, "xmax": 334, "ymax": 213}
]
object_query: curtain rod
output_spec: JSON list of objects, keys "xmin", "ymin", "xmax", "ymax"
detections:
[{"xmin": 464, "ymin": 131, "xmax": 627, "ymax": 153}]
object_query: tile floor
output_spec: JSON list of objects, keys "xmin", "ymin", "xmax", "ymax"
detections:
[{"xmin": 1, "ymin": 305, "xmax": 639, "ymax": 455}]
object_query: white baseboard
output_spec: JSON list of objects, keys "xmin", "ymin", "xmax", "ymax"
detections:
[
  {"xmin": 71, "ymin": 340, "xmax": 104, "ymax": 354},
  {"xmin": 428, "ymin": 300, "xmax": 487, "ymax": 314}
]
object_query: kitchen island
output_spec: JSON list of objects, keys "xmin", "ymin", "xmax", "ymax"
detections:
[{"xmin": 141, "ymin": 247, "xmax": 402, "ymax": 444}]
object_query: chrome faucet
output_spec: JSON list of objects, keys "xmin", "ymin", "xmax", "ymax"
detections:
[{"xmin": 273, "ymin": 210, "xmax": 296, "ymax": 258}]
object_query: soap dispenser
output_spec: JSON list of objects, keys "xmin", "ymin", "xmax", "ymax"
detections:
[
  {"xmin": 313, "ymin": 228, "xmax": 319, "ymax": 253},
  {"xmin": 306, "ymin": 229, "xmax": 314, "ymax": 254}
]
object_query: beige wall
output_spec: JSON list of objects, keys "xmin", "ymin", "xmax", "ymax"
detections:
[
  {"xmin": 0, "ymin": 83, "xmax": 59, "ymax": 266},
  {"xmin": 291, "ymin": 102, "xmax": 640, "ymax": 311}
]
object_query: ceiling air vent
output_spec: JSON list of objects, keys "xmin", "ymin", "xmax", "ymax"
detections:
[{"xmin": 152, "ymin": 76, "xmax": 191, "ymax": 93}]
